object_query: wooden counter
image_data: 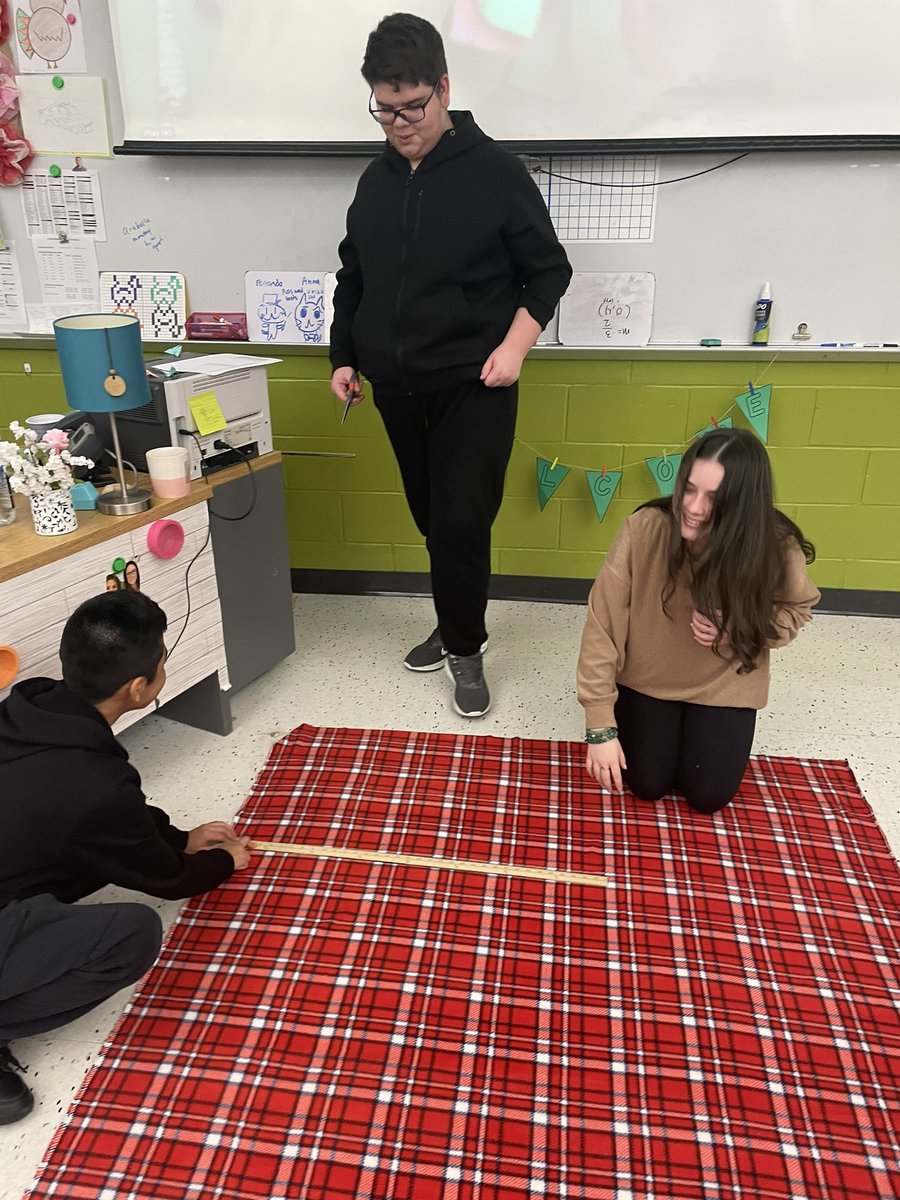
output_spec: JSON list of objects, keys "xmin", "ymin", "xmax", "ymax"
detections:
[{"xmin": 0, "ymin": 451, "xmax": 281, "ymax": 585}]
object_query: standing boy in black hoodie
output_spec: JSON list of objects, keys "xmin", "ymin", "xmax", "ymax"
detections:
[
  {"xmin": 0, "ymin": 590, "xmax": 251, "ymax": 1124},
  {"xmin": 330, "ymin": 13, "xmax": 571, "ymax": 719}
]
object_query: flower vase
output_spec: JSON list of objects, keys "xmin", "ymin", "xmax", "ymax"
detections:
[{"xmin": 29, "ymin": 488, "xmax": 77, "ymax": 536}]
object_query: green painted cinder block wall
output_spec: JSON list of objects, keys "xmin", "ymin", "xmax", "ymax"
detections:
[{"xmin": 1, "ymin": 348, "xmax": 898, "ymax": 591}]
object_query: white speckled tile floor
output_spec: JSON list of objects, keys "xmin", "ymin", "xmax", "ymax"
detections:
[{"xmin": 3, "ymin": 595, "xmax": 898, "ymax": 1197}]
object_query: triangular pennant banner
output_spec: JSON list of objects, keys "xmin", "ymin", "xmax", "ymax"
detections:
[
  {"xmin": 735, "ymin": 383, "xmax": 772, "ymax": 442},
  {"xmin": 645, "ymin": 453, "xmax": 683, "ymax": 497},
  {"xmin": 536, "ymin": 457, "xmax": 570, "ymax": 511},
  {"xmin": 695, "ymin": 415, "xmax": 734, "ymax": 439},
  {"xmin": 584, "ymin": 469, "xmax": 622, "ymax": 522}
]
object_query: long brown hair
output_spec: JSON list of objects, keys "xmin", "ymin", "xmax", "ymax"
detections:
[{"xmin": 641, "ymin": 428, "xmax": 815, "ymax": 672}]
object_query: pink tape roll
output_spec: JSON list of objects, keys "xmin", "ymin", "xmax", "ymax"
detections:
[{"xmin": 146, "ymin": 518, "xmax": 185, "ymax": 559}]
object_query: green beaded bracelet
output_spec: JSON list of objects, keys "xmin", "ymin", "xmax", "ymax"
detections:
[{"xmin": 585, "ymin": 727, "xmax": 618, "ymax": 744}]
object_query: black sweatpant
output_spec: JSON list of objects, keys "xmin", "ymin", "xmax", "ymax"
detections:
[
  {"xmin": 0, "ymin": 894, "xmax": 162, "ymax": 1045},
  {"xmin": 615, "ymin": 684, "xmax": 757, "ymax": 815},
  {"xmin": 374, "ymin": 380, "xmax": 518, "ymax": 657}
]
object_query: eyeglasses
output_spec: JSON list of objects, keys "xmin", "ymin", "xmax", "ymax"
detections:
[{"xmin": 368, "ymin": 82, "xmax": 438, "ymax": 126}]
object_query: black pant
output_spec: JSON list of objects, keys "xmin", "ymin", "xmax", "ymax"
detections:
[
  {"xmin": 615, "ymin": 684, "xmax": 757, "ymax": 815},
  {"xmin": 0, "ymin": 894, "xmax": 162, "ymax": 1045},
  {"xmin": 374, "ymin": 380, "xmax": 518, "ymax": 657}
]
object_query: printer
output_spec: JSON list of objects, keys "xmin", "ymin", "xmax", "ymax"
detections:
[{"xmin": 102, "ymin": 355, "xmax": 274, "ymax": 480}]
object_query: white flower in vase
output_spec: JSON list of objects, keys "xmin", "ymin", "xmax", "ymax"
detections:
[{"xmin": 0, "ymin": 422, "xmax": 93, "ymax": 499}]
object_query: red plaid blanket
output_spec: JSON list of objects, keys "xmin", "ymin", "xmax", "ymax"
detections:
[{"xmin": 27, "ymin": 726, "xmax": 900, "ymax": 1199}]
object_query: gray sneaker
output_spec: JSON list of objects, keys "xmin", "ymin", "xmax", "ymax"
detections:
[
  {"xmin": 445, "ymin": 652, "xmax": 491, "ymax": 718},
  {"xmin": 404, "ymin": 627, "xmax": 447, "ymax": 672},
  {"xmin": 405, "ymin": 629, "xmax": 488, "ymax": 673}
]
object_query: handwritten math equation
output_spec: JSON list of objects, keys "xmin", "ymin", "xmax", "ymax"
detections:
[{"xmin": 597, "ymin": 296, "xmax": 631, "ymax": 339}]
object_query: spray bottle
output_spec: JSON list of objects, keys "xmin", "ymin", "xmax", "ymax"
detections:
[{"xmin": 751, "ymin": 283, "xmax": 773, "ymax": 345}]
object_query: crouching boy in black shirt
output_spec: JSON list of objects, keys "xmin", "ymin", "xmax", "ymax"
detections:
[{"xmin": 0, "ymin": 590, "xmax": 251, "ymax": 1123}]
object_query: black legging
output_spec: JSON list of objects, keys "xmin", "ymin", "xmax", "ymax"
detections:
[{"xmin": 614, "ymin": 684, "xmax": 757, "ymax": 815}]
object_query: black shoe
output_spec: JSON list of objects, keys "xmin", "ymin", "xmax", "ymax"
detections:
[
  {"xmin": 404, "ymin": 627, "xmax": 447, "ymax": 672},
  {"xmin": 0, "ymin": 1046, "xmax": 34, "ymax": 1125},
  {"xmin": 445, "ymin": 651, "xmax": 491, "ymax": 718}
]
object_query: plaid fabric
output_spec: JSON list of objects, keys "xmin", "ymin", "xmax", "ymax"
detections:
[{"xmin": 27, "ymin": 726, "xmax": 900, "ymax": 1200}]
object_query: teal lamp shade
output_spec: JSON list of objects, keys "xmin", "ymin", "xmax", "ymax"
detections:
[
  {"xmin": 53, "ymin": 313, "xmax": 151, "ymax": 414},
  {"xmin": 52, "ymin": 313, "xmax": 153, "ymax": 515}
]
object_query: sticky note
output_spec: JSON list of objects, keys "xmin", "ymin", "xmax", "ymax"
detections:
[{"xmin": 189, "ymin": 390, "xmax": 227, "ymax": 437}]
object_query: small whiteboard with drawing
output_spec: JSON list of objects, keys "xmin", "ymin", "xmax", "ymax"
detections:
[
  {"xmin": 558, "ymin": 272, "xmax": 656, "ymax": 347},
  {"xmin": 244, "ymin": 271, "xmax": 336, "ymax": 345}
]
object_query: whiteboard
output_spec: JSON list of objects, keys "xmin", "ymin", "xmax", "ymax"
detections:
[
  {"xmin": 559, "ymin": 274, "xmax": 656, "ymax": 347},
  {"xmin": 0, "ymin": 1, "xmax": 897, "ymax": 345},
  {"xmin": 107, "ymin": 1, "xmax": 900, "ymax": 149}
]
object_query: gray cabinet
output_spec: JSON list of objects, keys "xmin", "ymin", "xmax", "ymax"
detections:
[{"xmin": 207, "ymin": 455, "xmax": 295, "ymax": 692}]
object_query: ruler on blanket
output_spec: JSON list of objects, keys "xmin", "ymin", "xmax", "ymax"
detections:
[{"xmin": 251, "ymin": 841, "xmax": 607, "ymax": 888}]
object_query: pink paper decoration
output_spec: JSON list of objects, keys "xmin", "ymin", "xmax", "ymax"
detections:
[
  {"xmin": 0, "ymin": 121, "xmax": 32, "ymax": 185},
  {"xmin": 0, "ymin": 52, "xmax": 18, "ymax": 123}
]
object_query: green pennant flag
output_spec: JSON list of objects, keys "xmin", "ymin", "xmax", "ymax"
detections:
[
  {"xmin": 695, "ymin": 415, "xmax": 734, "ymax": 439},
  {"xmin": 735, "ymin": 383, "xmax": 772, "ymax": 442},
  {"xmin": 584, "ymin": 469, "xmax": 622, "ymax": 522},
  {"xmin": 536, "ymin": 457, "xmax": 570, "ymax": 511},
  {"xmin": 645, "ymin": 453, "xmax": 683, "ymax": 497}
]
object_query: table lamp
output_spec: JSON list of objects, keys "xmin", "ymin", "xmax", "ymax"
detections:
[{"xmin": 53, "ymin": 314, "xmax": 153, "ymax": 516}]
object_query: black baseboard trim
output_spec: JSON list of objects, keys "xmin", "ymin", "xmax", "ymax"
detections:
[
  {"xmin": 291, "ymin": 569, "xmax": 898, "ymax": 617},
  {"xmin": 816, "ymin": 587, "xmax": 900, "ymax": 617}
]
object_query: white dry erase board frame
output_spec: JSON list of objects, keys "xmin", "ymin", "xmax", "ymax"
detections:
[
  {"xmin": 0, "ymin": 2, "xmax": 898, "ymax": 344},
  {"xmin": 106, "ymin": 0, "xmax": 900, "ymax": 157}
]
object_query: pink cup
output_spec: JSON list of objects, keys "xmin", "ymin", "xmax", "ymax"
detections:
[{"xmin": 146, "ymin": 446, "xmax": 190, "ymax": 500}]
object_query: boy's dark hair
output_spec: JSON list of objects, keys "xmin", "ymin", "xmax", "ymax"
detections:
[
  {"xmin": 362, "ymin": 13, "xmax": 447, "ymax": 87},
  {"xmin": 60, "ymin": 590, "xmax": 168, "ymax": 704}
]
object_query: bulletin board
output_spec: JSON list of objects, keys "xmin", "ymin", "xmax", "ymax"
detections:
[{"xmin": 0, "ymin": 2, "xmax": 897, "ymax": 346}]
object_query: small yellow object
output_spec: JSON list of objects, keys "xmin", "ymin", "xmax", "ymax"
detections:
[
  {"xmin": 189, "ymin": 390, "xmax": 227, "ymax": 436},
  {"xmin": 550, "ymin": 456, "xmax": 559, "ymax": 471}
]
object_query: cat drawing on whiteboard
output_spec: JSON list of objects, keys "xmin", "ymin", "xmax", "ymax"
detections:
[
  {"xmin": 16, "ymin": 1, "xmax": 72, "ymax": 71},
  {"xmin": 294, "ymin": 290, "xmax": 325, "ymax": 343},
  {"xmin": 108, "ymin": 274, "xmax": 141, "ymax": 319},
  {"xmin": 149, "ymin": 275, "xmax": 184, "ymax": 338},
  {"xmin": 258, "ymin": 292, "xmax": 287, "ymax": 341}
]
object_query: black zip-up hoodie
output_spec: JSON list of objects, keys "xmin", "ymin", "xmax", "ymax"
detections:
[
  {"xmin": 330, "ymin": 111, "xmax": 572, "ymax": 393},
  {"xmin": 0, "ymin": 678, "xmax": 233, "ymax": 909}
]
